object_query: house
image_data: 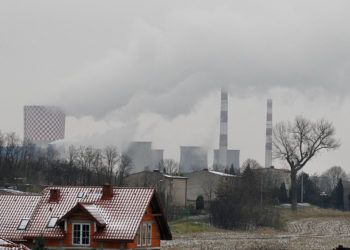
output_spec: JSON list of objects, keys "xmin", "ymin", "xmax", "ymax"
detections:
[
  {"xmin": 125, "ymin": 170, "xmax": 188, "ymax": 207},
  {"xmin": 0, "ymin": 185, "xmax": 172, "ymax": 250},
  {"xmin": 184, "ymin": 169, "xmax": 236, "ymax": 206},
  {"xmin": 0, "ymin": 238, "xmax": 30, "ymax": 250}
]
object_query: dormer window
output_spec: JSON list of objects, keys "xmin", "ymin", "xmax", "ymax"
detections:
[
  {"xmin": 47, "ymin": 217, "xmax": 59, "ymax": 228},
  {"xmin": 17, "ymin": 219, "xmax": 30, "ymax": 230},
  {"xmin": 72, "ymin": 223, "xmax": 90, "ymax": 246}
]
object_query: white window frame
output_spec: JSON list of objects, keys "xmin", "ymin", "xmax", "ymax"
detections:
[
  {"xmin": 136, "ymin": 222, "xmax": 152, "ymax": 247},
  {"xmin": 72, "ymin": 223, "xmax": 90, "ymax": 246},
  {"xmin": 147, "ymin": 223, "xmax": 152, "ymax": 246}
]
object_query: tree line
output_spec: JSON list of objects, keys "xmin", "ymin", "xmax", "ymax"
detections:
[{"xmin": 0, "ymin": 131, "xmax": 132, "ymax": 189}]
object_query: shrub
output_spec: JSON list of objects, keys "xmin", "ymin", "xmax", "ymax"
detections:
[{"xmin": 210, "ymin": 166, "xmax": 282, "ymax": 230}]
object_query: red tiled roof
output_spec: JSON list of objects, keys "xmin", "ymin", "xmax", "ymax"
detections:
[
  {"xmin": 0, "ymin": 237, "xmax": 30, "ymax": 250},
  {"xmin": 0, "ymin": 196, "xmax": 41, "ymax": 241},
  {"xmin": 24, "ymin": 187, "xmax": 161, "ymax": 241},
  {"xmin": 58, "ymin": 203, "xmax": 106, "ymax": 227}
]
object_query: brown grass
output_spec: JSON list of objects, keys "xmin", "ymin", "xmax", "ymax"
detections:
[{"xmin": 280, "ymin": 206, "xmax": 350, "ymax": 222}]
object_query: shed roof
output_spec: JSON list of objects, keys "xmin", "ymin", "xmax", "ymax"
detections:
[{"xmin": 0, "ymin": 238, "xmax": 30, "ymax": 250}]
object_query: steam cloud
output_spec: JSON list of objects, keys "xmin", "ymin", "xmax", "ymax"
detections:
[{"xmin": 55, "ymin": 0, "xmax": 350, "ymax": 120}]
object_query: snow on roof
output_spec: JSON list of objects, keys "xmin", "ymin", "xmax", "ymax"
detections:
[
  {"xmin": 208, "ymin": 170, "xmax": 236, "ymax": 177},
  {"xmin": 0, "ymin": 237, "xmax": 30, "ymax": 249},
  {"xmin": 59, "ymin": 203, "xmax": 106, "ymax": 227},
  {"xmin": 0, "ymin": 195, "xmax": 41, "ymax": 241},
  {"xmin": 163, "ymin": 174, "xmax": 188, "ymax": 179},
  {"xmin": 23, "ymin": 186, "xmax": 171, "ymax": 241},
  {"xmin": 0, "ymin": 189, "xmax": 38, "ymax": 196}
]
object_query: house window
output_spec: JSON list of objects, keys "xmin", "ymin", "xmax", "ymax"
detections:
[
  {"xmin": 136, "ymin": 222, "xmax": 152, "ymax": 247},
  {"xmin": 147, "ymin": 223, "xmax": 152, "ymax": 246},
  {"xmin": 77, "ymin": 191, "xmax": 85, "ymax": 198},
  {"xmin": 47, "ymin": 217, "xmax": 58, "ymax": 228},
  {"xmin": 17, "ymin": 219, "xmax": 30, "ymax": 230},
  {"xmin": 72, "ymin": 223, "xmax": 90, "ymax": 246}
]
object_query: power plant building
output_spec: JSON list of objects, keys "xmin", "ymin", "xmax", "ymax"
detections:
[
  {"xmin": 24, "ymin": 105, "xmax": 65, "ymax": 146},
  {"xmin": 179, "ymin": 146, "xmax": 208, "ymax": 173},
  {"xmin": 125, "ymin": 141, "xmax": 164, "ymax": 173},
  {"xmin": 152, "ymin": 149, "xmax": 164, "ymax": 170},
  {"xmin": 213, "ymin": 149, "xmax": 240, "ymax": 173}
]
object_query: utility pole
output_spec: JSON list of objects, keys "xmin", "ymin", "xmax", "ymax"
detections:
[{"xmin": 260, "ymin": 174, "xmax": 263, "ymax": 207}]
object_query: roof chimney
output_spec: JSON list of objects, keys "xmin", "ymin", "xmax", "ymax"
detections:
[
  {"xmin": 49, "ymin": 189, "xmax": 60, "ymax": 202},
  {"xmin": 101, "ymin": 184, "xmax": 113, "ymax": 200}
]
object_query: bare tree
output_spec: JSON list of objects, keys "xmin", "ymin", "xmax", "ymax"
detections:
[
  {"xmin": 116, "ymin": 154, "xmax": 132, "ymax": 186},
  {"xmin": 201, "ymin": 177, "xmax": 216, "ymax": 202},
  {"xmin": 322, "ymin": 166, "xmax": 347, "ymax": 193},
  {"xmin": 159, "ymin": 159, "xmax": 179, "ymax": 175},
  {"xmin": 76, "ymin": 146, "xmax": 97, "ymax": 185},
  {"xmin": 241, "ymin": 158, "xmax": 262, "ymax": 173},
  {"xmin": 273, "ymin": 116, "xmax": 340, "ymax": 210},
  {"xmin": 103, "ymin": 146, "xmax": 120, "ymax": 184}
]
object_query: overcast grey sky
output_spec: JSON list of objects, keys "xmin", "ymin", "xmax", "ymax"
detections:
[{"xmin": 0, "ymin": 0, "xmax": 349, "ymax": 174}]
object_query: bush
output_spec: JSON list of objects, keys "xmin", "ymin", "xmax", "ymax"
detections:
[
  {"xmin": 196, "ymin": 195, "xmax": 205, "ymax": 210},
  {"xmin": 210, "ymin": 166, "xmax": 282, "ymax": 230}
]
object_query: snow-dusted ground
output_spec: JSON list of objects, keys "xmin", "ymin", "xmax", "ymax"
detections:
[{"xmin": 162, "ymin": 217, "xmax": 350, "ymax": 249}]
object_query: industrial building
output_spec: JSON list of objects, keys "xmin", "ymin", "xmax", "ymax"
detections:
[
  {"xmin": 125, "ymin": 141, "xmax": 164, "ymax": 173},
  {"xmin": 24, "ymin": 105, "xmax": 65, "ymax": 146},
  {"xmin": 179, "ymin": 146, "xmax": 208, "ymax": 173},
  {"xmin": 125, "ymin": 170, "xmax": 188, "ymax": 207},
  {"xmin": 185, "ymin": 169, "xmax": 236, "ymax": 206}
]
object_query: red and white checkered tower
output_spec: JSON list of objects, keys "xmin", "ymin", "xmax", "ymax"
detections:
[
  {"xmin": 218, "ymin": 89, "xmax": 228, "ymax": 169},
  {"xmin": 24, "ymin": 105, "xmax": 65, "ymax": 146},
  {"xmin": 265, "ymin": 99, "xmax": 273, "ymax": 168}
]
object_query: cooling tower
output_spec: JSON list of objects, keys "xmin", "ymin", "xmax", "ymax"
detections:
[
  {"xmin": 125, "ymin": 141, "xmax": 153, "ymax": 173},
  {"xmin": 151, "ymin": 149, "xmax": 164, "ymax": 170},
  {"xmin": 265, "ymin": 99, "xmax": 273, "ymax": 168},
  {"xmin": 179, "ymin": 146, "xmax": 208, "ymax": 173},
  {"xmin": 24, "ymin": 105, "xmax": 65, "ymax": 146},
  {"xmin": 213, "ymin": 149, "xmax": 240, "ymax": 173}
]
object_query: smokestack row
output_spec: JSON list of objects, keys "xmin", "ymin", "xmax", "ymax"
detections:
[{"xmin": 265, "ymin": 99, "xmax": 273, "ymax": 168}]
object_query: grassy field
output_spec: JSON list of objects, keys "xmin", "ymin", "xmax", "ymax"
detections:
[
  {"xmin": 280, "ymin": 206, "xmax": 350, "ymax": 222},
  {"xmin": 163, "ymin": 207, "xmax": 350, "ymax": 249}
]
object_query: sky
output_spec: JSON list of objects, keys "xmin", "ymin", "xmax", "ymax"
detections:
[{"xmin": 0, "ymin": 0, "xmax": 349, "ymax": 174}]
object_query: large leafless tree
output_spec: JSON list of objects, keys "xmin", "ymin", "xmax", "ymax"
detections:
[{"xmin": 273, "ymin": 116, "xmax": 340, "ymax": 210}]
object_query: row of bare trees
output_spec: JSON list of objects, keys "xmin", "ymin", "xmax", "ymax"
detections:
[{"xmin": 0, "ymin": 131, "xmax": 132, "ymax": 187}]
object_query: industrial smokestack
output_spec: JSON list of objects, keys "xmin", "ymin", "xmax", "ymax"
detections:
[
  {"xmin": 218, "ymin": 89, "xmax": 228, "ymax": 169},
  {"xmin": 265, "ymin": 99, "xmax": 273, "ymax": 168}
]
